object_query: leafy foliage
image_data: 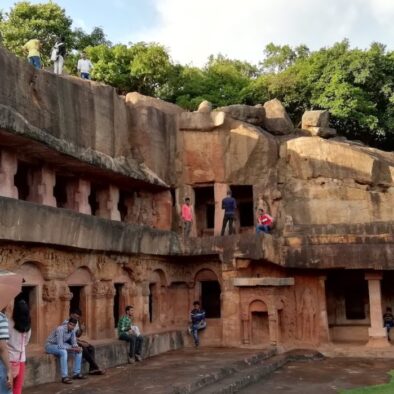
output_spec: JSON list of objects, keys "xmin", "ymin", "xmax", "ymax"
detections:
[
  {"xmin": 0, "ymin": 1, "xmax": 73, "ymax": 66},
  {"xmin": 1, "ymin": 2, "xmax": 393, "ymax": 150}
]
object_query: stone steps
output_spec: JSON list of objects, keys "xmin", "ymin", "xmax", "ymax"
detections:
[{"xmin": 174, "ymin": 349, "xmax": 323, "ymax": 394}]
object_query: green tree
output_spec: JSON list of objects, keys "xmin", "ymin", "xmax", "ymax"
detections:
[
  {"xmin": 86, "ymin": 42, "xmax": 174, "ymax": 95},
  {"xmin": 73, "ymin": 26, "xmax": 111, "ymax": 51},
  {"xmin": 0, "ymin": 1, "xmax": 73, "ymax": 66}
]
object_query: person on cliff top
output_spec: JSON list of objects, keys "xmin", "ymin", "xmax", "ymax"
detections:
[
  {"xmin": 51, "ymin": 36, "xmax": 66, "ymax": 75},
  {"xmin": 22, "ymin": 38, "xmax": 41, "ymax": 70},
  {"xmin": 117, "ymin": 306, "xmax": 143, "ymax": 364},
  {"xmin": 181, "ymin": 197, "xmax": 193, "ymax": 238},
  {"xmin": 45, "ymin": 318, "xmax": 86, "ymax": 384},
  {"xmin": 62, "ymin": 308, "xmax": 104, "ymax": 376},
  {"xmin": 188, "ymin": 301, "xmax": 206, "ymax": 348},
  {"xmin": 383, "ymin": 307, "xmax": 394, "ymax": 340},
  {"xmin": 7, "ymin": 300, "xmax": 31, "ymax": 394},
  {"xmin": 256, "ymin": 208, "xmax": 273, "ymax": 234},
  {"xmin": 220, "ymin": 190, "xmax": 237, "ymax": 236},
  {"xmin": 77, "ymin": 53, "xmax": 93, "ymax": 80}
]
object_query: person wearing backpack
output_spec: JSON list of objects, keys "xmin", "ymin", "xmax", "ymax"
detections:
[{"xmin": 52, "ymin": 37, "xmax": 66, "ymax": 75}]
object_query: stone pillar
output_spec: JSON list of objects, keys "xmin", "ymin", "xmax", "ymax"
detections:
[
  {"xmin": 214, "ymin": 183, "xmax": 228, "ymax": 235},
  {"xmin": 27, "ymin": 166, "xmax": 56, "ymax": 206},
  {"xmin": 317, "ymin": 276, "xmax": 330, "ymax": 344},
  {"xmin": 65, "ymin": 179, "xmax": 91, "ymax": 215},
  {"xmin": 0, "ymin": 150, "xmax": 18, "ymax": 198},
  {"xmin": 153, "ymin": 190, "xmax": 172, "ymax": 230},
  {"xmin": 267, "ymin": 292, "xmax": 279, "ymax": 346},
  {"xmin": 241, "ymin": 312, "xmax": 250, "ymax": 344},
  {"xmin": 91, "ymin": 280, "xmax": 114, "ymax": 339},
  {"xmin": 96, "ymin": 186, "xmax": 121, "ymax": 221},
  {"xmin": 221, "ymin": 270, "xmax": 241, "ymax": 346},
  {"xmin": 365, "ymin": 272, "xmax": 389, "ymax": 347}
]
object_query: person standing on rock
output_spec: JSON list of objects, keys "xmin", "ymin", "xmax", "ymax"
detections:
[
  {"xmin": 77, "ymin": 53, "xmax": 93, "ymax": 80},
  {"xmin": 220, "ymin": 190, "xmax": 237, "ymax": 235},
  {"xmin": 256, "ymin": 208, "xmax": 273, "ymax": 234},
  {"xmin": 51, "ymin": 36, "xmax": 66, "ymax": 75},
  {"xmin": 181, "ymin": 197, "xmax": 193, "ymax": 238},
  {"xmin": 22, "ymin": 38, "xmax": 41, "ymax": 70},
  {"xmin": 118, "ymin": 306, "xmax": 143, "ymax": 364}
]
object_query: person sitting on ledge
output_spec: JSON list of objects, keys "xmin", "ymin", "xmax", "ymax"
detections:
[
  {"xmin": 383, "ymin": 307, "xmax": 394, "ymax": 340},
  {"xmin": 188, "ymin": 301, "xmax": 206, "ymax": 348},
  {"xmin": 117, "ymin": 305, "xmax": 143, "ymax": 364},
  {"xmin": 256, "ymin": 208, "xmax": 273, "ymax": 234},
  {"xmin": 45, "ymin": 317, "xmax": 86, "ymax": 384},
  {"xmin": 63, "ymin": 308, "xmax": 104, "ymax": 375}
]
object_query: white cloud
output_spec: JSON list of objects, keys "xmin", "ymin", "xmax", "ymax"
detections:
[{"xmin": 131, "ymin": 0, "xmax": 394, "ymax": 66}]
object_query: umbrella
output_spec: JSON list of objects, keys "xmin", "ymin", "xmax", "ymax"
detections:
[{"xmin": 0, "ymin": 270, "xmax": 23, "ymax": 310}]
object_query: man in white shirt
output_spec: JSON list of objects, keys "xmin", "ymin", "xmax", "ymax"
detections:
[{"xmin": 77, "ymin": 53, "xmax": 93, "ymax": 80}]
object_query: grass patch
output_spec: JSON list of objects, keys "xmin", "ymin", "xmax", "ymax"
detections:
[{"xmin": 340, "ymin": 371, "xmax": 394, "ymax": 394}]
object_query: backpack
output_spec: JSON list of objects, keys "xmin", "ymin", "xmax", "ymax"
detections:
[{"xmin": 50, "ymin": 46, "xmax": 58, "ymax": 62}]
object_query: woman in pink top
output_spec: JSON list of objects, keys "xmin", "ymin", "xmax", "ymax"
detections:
[
  {"xmin": 181, "ymin": 197, "xmax": 193, "ymax": 238},
  {"xmin": 7, "ymin": 300, "xmax": 31, "ymax": 394}
]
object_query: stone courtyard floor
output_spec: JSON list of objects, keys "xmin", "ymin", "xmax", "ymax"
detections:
[{"xmin": 24, "ymin": 348, "xmax": 394, "ymax": 394}]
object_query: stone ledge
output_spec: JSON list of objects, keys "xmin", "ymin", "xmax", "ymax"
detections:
[
  {"xmin": 233, "ymin": 277, "xmax": 295, "ymax": 287},
  {"xmin": 24, "ymin": 330, "xmax": 184, "ymax": 387}
]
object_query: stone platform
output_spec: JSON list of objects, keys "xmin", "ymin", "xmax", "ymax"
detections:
[
  {"xmin": 24, "ymin": 330, "xmax": 184, "ymax": 387},
  {"xmin": 24, "ymin": 347, "xmax": 322, "ymax": 394}
]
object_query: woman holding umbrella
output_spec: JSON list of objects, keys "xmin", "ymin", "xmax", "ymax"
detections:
[{"xmin": 0, "ymin": 271, "xmax": 23, "ymax": 394}]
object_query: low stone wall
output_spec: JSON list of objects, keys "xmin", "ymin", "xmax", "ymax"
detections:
[{"xmin": 24, "ymin": 330, "xmax": 184, "ymax": 387}]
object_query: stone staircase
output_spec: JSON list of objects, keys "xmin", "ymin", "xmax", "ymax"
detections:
[{"xmin": 172, "ymin": 348, "xmax": 323, "ymax": 394}]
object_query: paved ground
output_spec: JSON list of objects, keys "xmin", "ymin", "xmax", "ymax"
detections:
[
  {"xmin": 240, "ymin": 358, "xmax": 394, "ymax": 393},
  {"xmin": 24, "ymin": 348, "xmax": 262, "ymax": 394},
  {"xmin": 24, "ymin": 349, "xmax": 394, "ymax": 394}
]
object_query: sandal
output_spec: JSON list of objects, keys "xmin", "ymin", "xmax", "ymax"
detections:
[
  {"xmin": 89, "ymin": 369, "xmax": 105, "ymax": 375},
  {"xmin": 61, "ymin": 377, "xmax": 73, "ymax": 384},
  {"xmin": 72, "ymin": 374, "xmax": 87, "ymax": 380}
]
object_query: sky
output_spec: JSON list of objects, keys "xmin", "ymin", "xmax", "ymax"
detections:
[{"xmin": 2, "ymin": 0, "xmax": 394, "ymax": 66}]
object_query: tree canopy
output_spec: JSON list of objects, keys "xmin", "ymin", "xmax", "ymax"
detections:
[{"xmin": 0, "ymin": 2, "xmax": 393, "ymax": 150}]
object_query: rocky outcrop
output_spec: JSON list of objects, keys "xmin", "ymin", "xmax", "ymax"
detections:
[
  {"xmin": 302, "ymin": 110, "xmax": 337, "ymax": 138},
  {"xmin": 216, "ymin": 104, "xmax": 265, "ymax": 126},
  {"xmin": 263, "ymin": 99, "xmax": 294, "ymax": 135},
  {"xmin": 126, "ymin": 92, "xmax": 184, "ymax": 115},
  {"xmin": 197, "ymin": 100, "xmax": 212, "ymax": 113},
  {"xmin": 279, "ymin": 137, "xmax": 394, "ymax": 226},
  {"xmin": 178, "ymin": 111, "xmax": 226, "ymax": 131}
]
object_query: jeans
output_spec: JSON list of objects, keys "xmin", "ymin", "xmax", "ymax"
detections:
[
  {"xmin": 0, "ymin": 361, "xmax": 11, "ymax": 394},
  {"xmin": 256, "ymin": 224, "xmax": 271, "ymax": 234},
  {"xmin": 80, "ymin": 72, "xmax": 90, "ymax": 79},
  {"xmin": 190, "ymin": 322, "xmax": 206, "ymax": 346},
  {"xmin": 54, "ymin": 55, "xmax": 64, "ymax": 74},
  {"xmin": 28, "ymin": 56, "xmax": 41, "ymax": 70},
  {"xmin": 119, "ymin": 333, "xmax": 143, "ymax": 358},
  {"xmin": 45, "ymin": 344, "xmax": 82, "ymax": 378},
  {"xmin": 221, "ymin": 213, "xmax": 235, "ymax": 235},
  {"xmin": 183, "ymin": 221, "xmax": 192, "ymax": 238}
]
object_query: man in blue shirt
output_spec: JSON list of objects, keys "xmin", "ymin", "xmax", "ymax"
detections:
[
  {"xmin": 221, "ymin": 190, "xmax": 237, "ymax": 235},
  {"xmin": 188, "ymin": 301, "xmax": 206, "ymax": 347},
  {"xmin": 45, "ymin": 318, "xmax": 86, "ymax": 384}
]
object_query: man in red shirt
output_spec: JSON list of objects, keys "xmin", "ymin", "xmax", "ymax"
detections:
[
  {"xmin": 256, "ymin": 208, "xmax": 273, "ymax": 234},
  {"xmin": 181, "ymin": 197, "xmax": 193, "ymax": 238}
]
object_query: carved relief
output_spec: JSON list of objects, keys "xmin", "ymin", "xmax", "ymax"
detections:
[
  {"xmin": 42, "ymin": 281, "xmax": 57, "ymax": 302},
  {"xmin": 297, "ymin": 287, "xmax": 317, "ymax": 341}
]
